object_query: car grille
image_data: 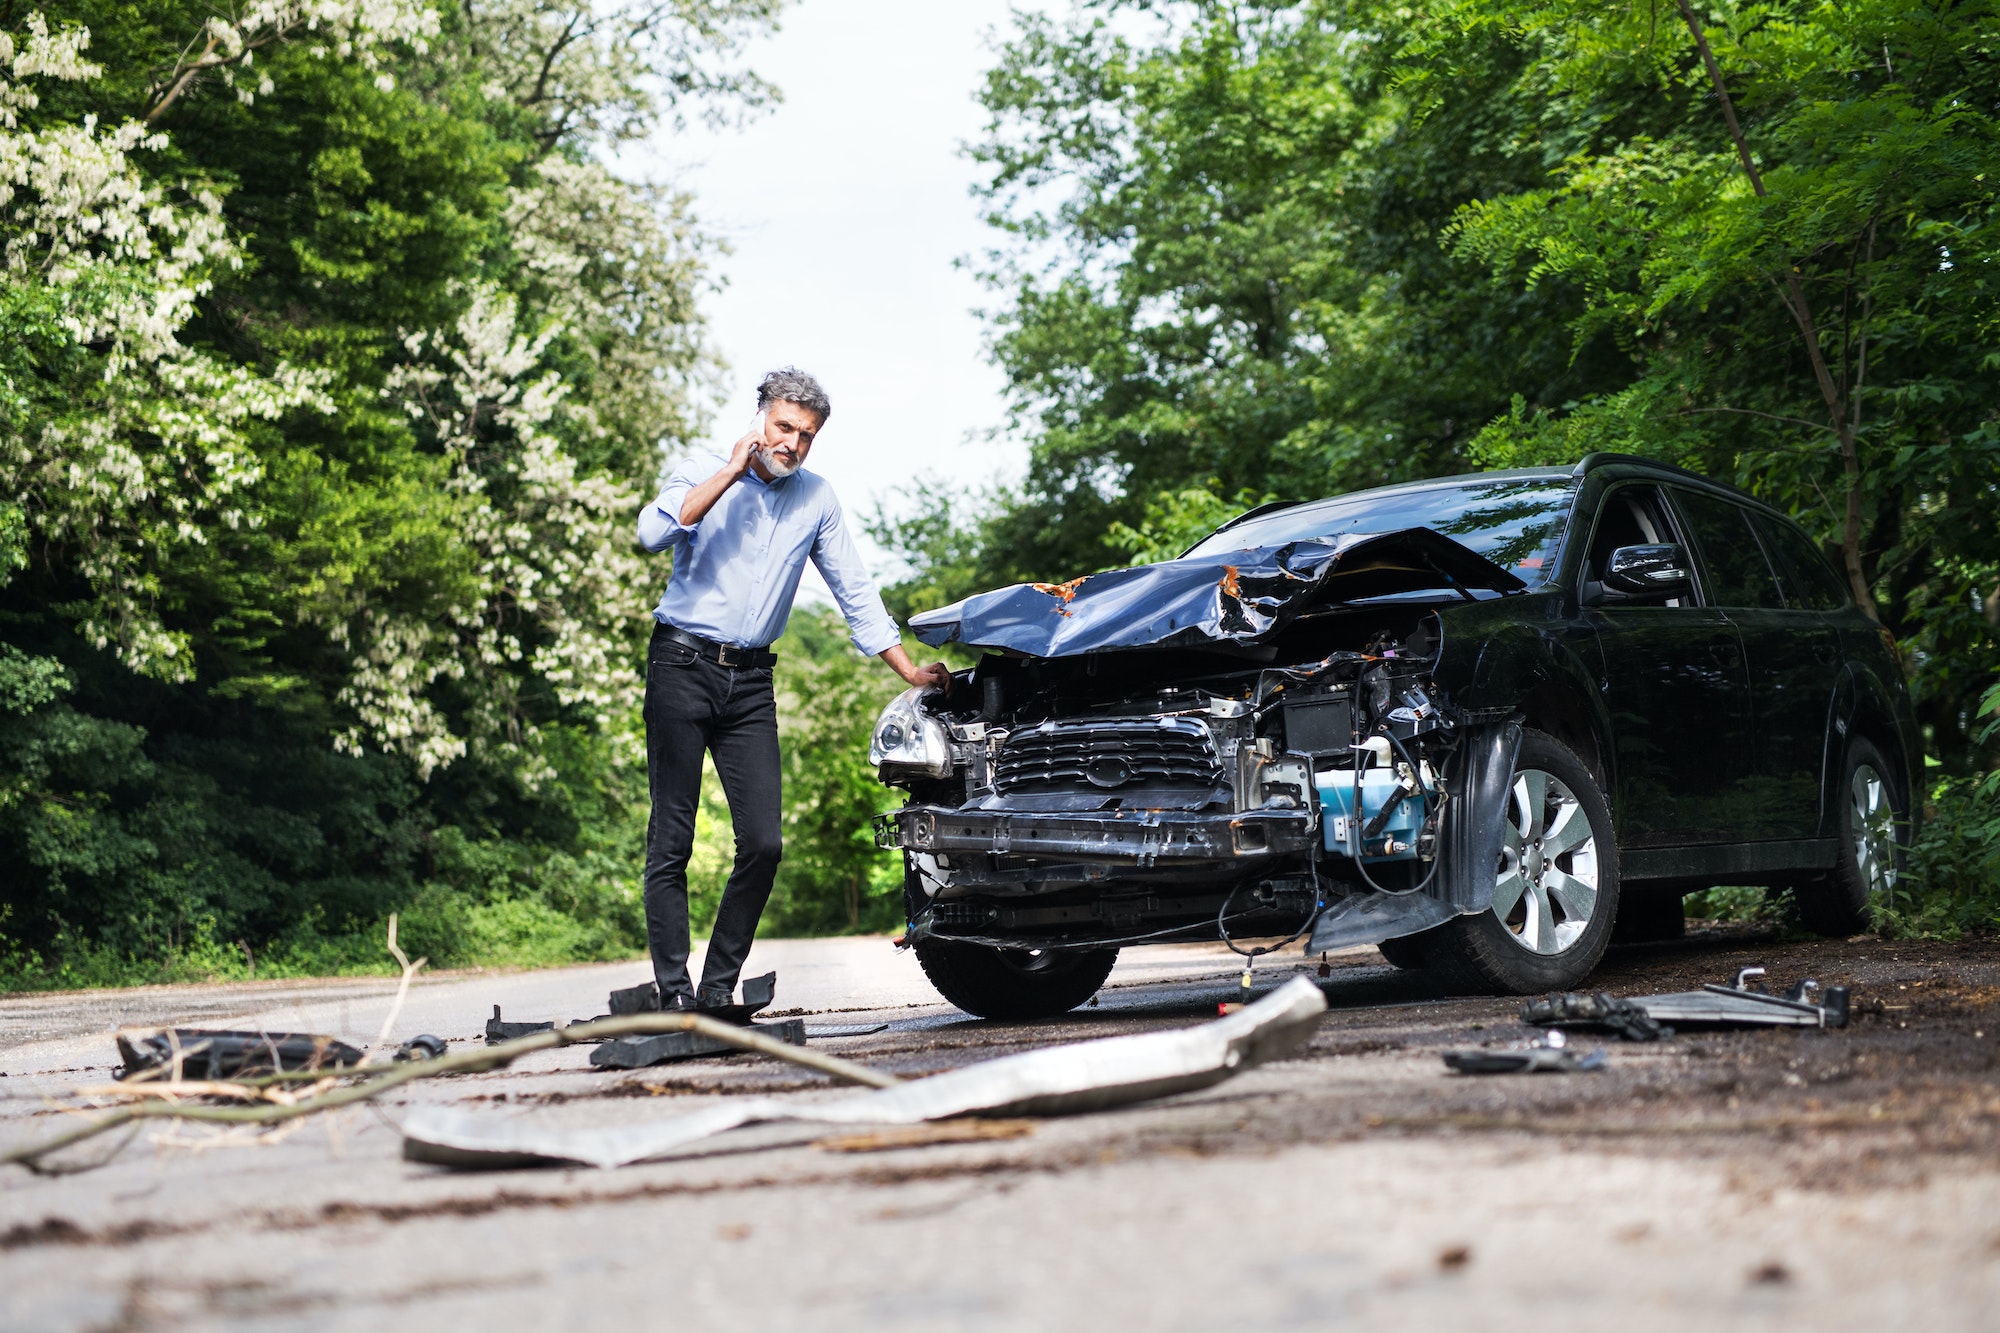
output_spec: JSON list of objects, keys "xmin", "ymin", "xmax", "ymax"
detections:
[{"xmin": 994, "ymin": 717, "xmax": 1222, "ymax": 794}]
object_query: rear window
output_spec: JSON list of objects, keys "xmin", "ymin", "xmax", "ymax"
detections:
[
  {"xmin": 1183, "ymin": 478, "xmax": 1577, "ymax": 586},
  {"xmin": 1754, "ymin": 514, "xmax": 1850, "ymax": 611}
]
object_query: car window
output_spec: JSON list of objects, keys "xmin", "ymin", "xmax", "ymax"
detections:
[
  {"xmin": 1584, "ymin": 484, "xmax": 1690, "ymax": 607},
  {"xmin": 1672, "ymin": 489, "xmax": 1786, "ymax": 610},
  {"xmin": 1754, "ymin": 514, "xmax": 1849, "ymax": 611},
  {"xmin": 1183, "ymin": 478, "xmax": 1576, "ymax": 586},
  {"xmin": 1585, "ymin": 484, "xmax": 1674, "ymax": 576}
]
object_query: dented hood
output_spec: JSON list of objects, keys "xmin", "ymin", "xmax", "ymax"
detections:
[{"xmin": 909, "ymin": 527, "xmax": 1527, "ymax": 658}]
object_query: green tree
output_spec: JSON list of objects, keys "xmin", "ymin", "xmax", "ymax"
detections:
[{"xmin": 0, "ymin": 0, "xmax": 779, "ymax": 985}]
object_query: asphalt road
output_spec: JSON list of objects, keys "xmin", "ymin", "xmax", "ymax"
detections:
[{"xmin": 1, "ymin": 928, "xmax": 1997, "ymax": 1331}]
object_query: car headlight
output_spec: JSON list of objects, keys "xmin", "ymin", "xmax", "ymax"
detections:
[{"xmin": 869, "ymin": 687, "xmax": 953, "ymax": 777}]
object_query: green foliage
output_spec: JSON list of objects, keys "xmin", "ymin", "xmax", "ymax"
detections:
[
  {"xmin": 1103, "ymin": 483, "xmax": 1278, "ymax": 565},
  {"xmin": 763, "ymin": 606, "xmax": 909, "ymax": 935},
  {"xmin": 0, "ymin": 0, "xmax": 787, "ymax": 989},
  {"xmin": 1879, "ymin": 685, "xmax": 2000, "ymax": 938},
  {"xmin": 878, "ymin": 0, "xmax": 2000, "ymax": 804}
]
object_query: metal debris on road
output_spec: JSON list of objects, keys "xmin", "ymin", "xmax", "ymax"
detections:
[
  {"xmin": 591, "ymin": 1018, "xmax": 809, "ymax": 1069},
  {"xmin": 7, "ymin": 1011, "xmax": 894, "ymax": 1177},
  {"xmin": 804, "ymin": 1023, "xmax": 890, "ymax": 1039},
  {"xmin": 1632, "ymin": 968, "xmax": 1850, "ymax": 1029},
  {"xmin": 1527, "ymin": 968, "xmax": 1850, "ymax": 1035},
  {"xmin": 1442, "ymin": 1029, "xmax": 1606, "ymax": 1075},
  {"xmin": 115, "ymin": 1029, "xmax": 363, "ymax": 1082},
  {"xmin": 398, "ymin": 975, "xmax": 1330, "ymax": 1171}
]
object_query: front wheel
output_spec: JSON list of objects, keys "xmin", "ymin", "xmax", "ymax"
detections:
[
  {"xmin": 1430, "ymin": 729, "xmax": 1621, "ymax": 995},
  {"xmin": 913, "ymin": 940, "xmax": 1119, "ymax": 1020}
]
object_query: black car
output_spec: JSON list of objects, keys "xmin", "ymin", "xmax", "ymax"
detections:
[{"xmin": 869, "ymin": 454, "xmax": 1917, "ymax": 1017}]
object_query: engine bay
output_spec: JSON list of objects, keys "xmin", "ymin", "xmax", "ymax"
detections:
[{"xmin": 872, "ymin": 605, "xmax": 1478, "ymax": 948}]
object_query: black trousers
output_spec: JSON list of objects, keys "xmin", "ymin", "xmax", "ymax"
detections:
[{"xmin": 642, "ymin": 623, "xmax": 782, "ymax": 1004}]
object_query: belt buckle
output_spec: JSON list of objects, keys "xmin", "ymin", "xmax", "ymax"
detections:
[{"xmin": 715, "ymin": 643, "xmax": 743, "ymax": 668}]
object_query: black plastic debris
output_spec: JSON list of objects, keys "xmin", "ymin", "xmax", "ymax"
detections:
[
  {"xmin": 591, "ymin": 1018, "xmax": 808, "ymax": 1070},
  {"xmin": 486, "ymin": 1006, "xmax": 557, "ymax": 1044},
  {"xmin": 115, "ymin": 1029, "xmax": 364, "ymax": 1081},
  {"xmin": 696, "ymin": 971, "xmax": 778, "ymax": 1026},
  {"xmin": 1442, "ymin": 1030, "xmax": 1605, "ymax": 1075},
  {"xmin": 609, "ymin": 981, "xmax": 661, "ymax": 1015},
  {"xmin": 1521, "ymin": 992, "xmax": 1673, "ymax": 1042},
  {"xmin": 396, "ymin": 1034, "xmax": 449, "ymax": 1062}
]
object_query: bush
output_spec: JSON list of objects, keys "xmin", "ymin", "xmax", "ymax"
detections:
[{"xmin": 1875, "ymin": 775, "xmax": 2000, "ymax": 939}]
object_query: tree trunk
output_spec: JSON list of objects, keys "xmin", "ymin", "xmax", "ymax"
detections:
[{"xmin": 1675, "ymin": 0, "xmax": 1880, "ymax": 619}]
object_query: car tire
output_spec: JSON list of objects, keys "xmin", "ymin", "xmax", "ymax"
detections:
[
  {"xmin": 1794, "ymin": 737, "xmax": 1905, "ymax": 937},
  {"xmin": 1375, "ymin": 931, "xmax": 1435, "ymax": 970},
  {"xmin": 1430, "ymin": 729, "xmax": 1621, "ymax": 995},
  {"xmin": 913, "ymin": 940, "xmax": 1119, "ymax": 1020}
]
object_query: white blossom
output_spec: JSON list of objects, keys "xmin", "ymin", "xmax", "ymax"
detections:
[
  {"xmin": 0, "ymin": 17, "xmax": 329, "ymax": 681},
  {"xmin": 147, "ymin": 0, "xmax": 440, "ymax": 117},
  {"xmin": 353, "ymin": 283, "xmax": 649, "ymax": 778}
]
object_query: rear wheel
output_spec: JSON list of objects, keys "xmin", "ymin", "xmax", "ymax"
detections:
[
  {"xmin": 912, "ymin": 940, "xmax": 1119, "ymax": 1020},
  {"xmin": 1795, "ymin": 738, "xmax": 1904, "ymax": 936},
  {"xmin": 1430, "ymin": 729, "xmax": 1620, "ymax": 995}
]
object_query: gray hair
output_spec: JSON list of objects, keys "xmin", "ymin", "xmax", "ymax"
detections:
[{"xmin": 755, "ymin": 366, "xmax": 831, "ymax": 422}]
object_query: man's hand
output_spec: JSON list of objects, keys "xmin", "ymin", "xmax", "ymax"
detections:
[
  {"xmin": 725, "ymin": 425, "xmax": 761, "ymax": 479},
  {"xmin": 678, "ymin": 425, "xmax": 763, "ymax": 527},
  {"xmin": 881, "ymin": 645, "xmax": 951, "ymax": 692}
]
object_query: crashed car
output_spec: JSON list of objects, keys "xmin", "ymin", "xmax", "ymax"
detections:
[{"xmin": 871, "ymin": 453, "xmax": 1917, "ymax": 1018}]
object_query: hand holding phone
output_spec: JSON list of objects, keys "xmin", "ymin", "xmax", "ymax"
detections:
[{"xmin": 728, "ymin": 409, "xmax": 767, "ymax": 478}]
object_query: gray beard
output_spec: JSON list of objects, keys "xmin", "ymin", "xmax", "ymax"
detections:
[{"xmin": 756, "ymin": 446, "xmax": 800, "ymax": 478}]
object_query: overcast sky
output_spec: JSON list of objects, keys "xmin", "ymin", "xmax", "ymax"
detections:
[{"xmin": 630, "ymin": 0, "xmax": 1044, "ymax": 598}]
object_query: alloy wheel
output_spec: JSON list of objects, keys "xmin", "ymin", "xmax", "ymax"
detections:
[
  {"xmin": 1492, "ymin": 768, "xmax": 1600, "ymax": 956},
  {"xmin": 1850, "ymin": 763, "xmax": 1898, "ymax": 898}
]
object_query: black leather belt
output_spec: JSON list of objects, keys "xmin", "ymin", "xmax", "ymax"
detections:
[{"xmin": 657, "ymin": 625, "xmax": 776, "ymax": 669}]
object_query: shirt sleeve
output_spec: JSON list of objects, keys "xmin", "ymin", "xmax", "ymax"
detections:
[
  {"xmin": 811, "ymin": 491, "xmax": 903, "ymax": 658},
  {"xmin": 636, "ymin": 454, "xmax": 723, "ymax": 553}
]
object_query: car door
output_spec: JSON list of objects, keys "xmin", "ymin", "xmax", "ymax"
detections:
[
  {"xmin": 1582, "ymin": 483, "xmax": 1756, "ymax": 848},
  {"xmin": 1669, "ymin": 489, "xmax": 1837, "ymax": 842},
  {"xmin": 1750, "ymin": 511, "xmax": 1851, "ymax": 838}
]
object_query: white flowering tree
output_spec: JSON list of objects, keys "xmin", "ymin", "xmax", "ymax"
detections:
[
  {"xmin": 0, "ymin": 0, "xmax": 779, "ymax": 980},
  {"xmin": 0, "ymin": 16, "xmax": 330, "ymax": 680}
]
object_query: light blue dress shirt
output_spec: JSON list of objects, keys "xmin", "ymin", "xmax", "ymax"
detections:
[{"xmin": 637, "ymin": 452, "xmax": 902, "ymax": 658}]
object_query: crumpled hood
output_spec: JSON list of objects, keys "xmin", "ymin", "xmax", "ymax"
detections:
[{"xmin": 909, "ymin": 527, "xmax": 1527, "ymax": 657}]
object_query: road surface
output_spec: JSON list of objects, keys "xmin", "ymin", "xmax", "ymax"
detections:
[{"xmin": 1, "ymin": 928, "xmax": 1996, "ymax": 1330}]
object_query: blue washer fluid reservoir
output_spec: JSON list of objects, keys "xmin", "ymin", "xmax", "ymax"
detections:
[{"xmin": 1318, "ymin": 768, "xmax": 1425, "ymax": 861}]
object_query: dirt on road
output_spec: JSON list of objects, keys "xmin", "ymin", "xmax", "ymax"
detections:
[{"xmin": 1, "ymin": 927, "xmax": 1996, "ymax": 1330}]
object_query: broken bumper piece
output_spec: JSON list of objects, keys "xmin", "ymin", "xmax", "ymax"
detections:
[
  {"xmin": 116, "ymin": 1029, "xmax": 364, "ymax": 1081},
  {"xmin": 400, "ymin": 975, "xmax": 1329, "ymax": 1170},
  {"xmin": 875, "ymin": 805, "xmax": 1316, "ymax": 864},
  {"xmin": 591, "ymin": 1019, "xmax": 808, "ymax": 1070}
]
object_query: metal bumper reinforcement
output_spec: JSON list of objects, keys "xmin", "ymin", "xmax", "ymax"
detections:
[{"xmin": 874, "ymin": 804, "xmax": 1318, "ymax": 866}]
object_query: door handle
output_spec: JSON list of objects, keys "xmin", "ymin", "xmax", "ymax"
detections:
[
  {"xmin": 1812, "ymin": 640, "xmax": 1837, "ymax": 665},
  {"xmin": 1707, "ymin": 635, "xmax": 1740, "ymax": 666}
]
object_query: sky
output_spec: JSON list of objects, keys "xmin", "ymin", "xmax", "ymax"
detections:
[{"xmin": 631, "ymin": 0, "xmax": 1045, "ymax": 598}]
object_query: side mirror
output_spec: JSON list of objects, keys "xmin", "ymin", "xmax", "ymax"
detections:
[{"xmin": 1602, "ymin": 544, "xmax": 1692, "ymax": 597}]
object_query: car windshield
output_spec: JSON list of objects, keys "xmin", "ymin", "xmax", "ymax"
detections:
[{"xmin": 1182, "ymin": 477, "xmax": 1578, "ymax": 587}]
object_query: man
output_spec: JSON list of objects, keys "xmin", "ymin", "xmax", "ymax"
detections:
[{"xmin": 635, "ymin": 367, "xmax": 949, "ymax": 1012}]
